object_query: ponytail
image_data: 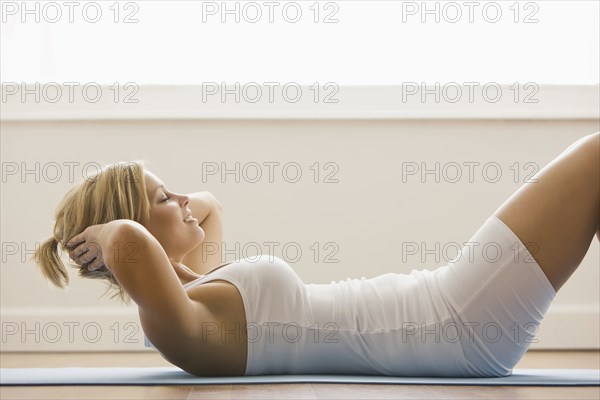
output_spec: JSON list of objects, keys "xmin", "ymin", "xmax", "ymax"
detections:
[
  {"xmin": 33, "ymin": 160, "xmax": 148, "ymax": 304},
  {"xmin": 33, "ymin": 236, "xmax": 69, "ymax": 288}
]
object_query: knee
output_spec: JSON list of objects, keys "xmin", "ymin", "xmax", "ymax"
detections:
[
  {"xmin": 585, "ymin": 132, "xmax": 600, "ymax": 175},
  {"xmin": 581, "ymin": 131, "xmax": 599, "ymax": 156},
  {"xmin": 574, "ymin": 132, "xmax": 600, "ymax": 174}
]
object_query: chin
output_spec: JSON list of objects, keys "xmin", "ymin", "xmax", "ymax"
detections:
[{"xmin": 197, "ymin": 230, "xmax": 206, "ymax": 243}]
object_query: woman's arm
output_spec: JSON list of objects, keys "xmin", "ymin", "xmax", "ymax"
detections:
[
  {"xmin": 181, "ymin": 192, "xmax": 224, "ymax": 275},
  {"xmin": 99, "ymin": 220, "xmax": 201, "ymax": 336}
]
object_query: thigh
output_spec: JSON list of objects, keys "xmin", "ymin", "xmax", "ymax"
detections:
[
  {"xmin": 431, "ymin": 215, "xmax": 556, "ymax": 377},
  {"xmin": 493, "ymin": 132, "xmax": 600, "ymax": 293}
]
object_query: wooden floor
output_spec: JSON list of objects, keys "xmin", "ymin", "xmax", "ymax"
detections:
[{"xmin": 1, "ymin": 350, "xmax": 599, "ymax": 399}]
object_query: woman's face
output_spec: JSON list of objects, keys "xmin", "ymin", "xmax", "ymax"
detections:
[{"xmin": 141, "ymin": 171, "xmax": 205, "ymax": 261}]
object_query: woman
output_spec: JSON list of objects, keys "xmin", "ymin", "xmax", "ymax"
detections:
[{"xmin": 34, "ymin": 132, "xmax": 599, "ymax": 378}]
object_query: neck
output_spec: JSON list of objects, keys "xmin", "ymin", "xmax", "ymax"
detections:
[{"xmin": 169, "ymin": 259, "xmax": 204, "ymax": 286}]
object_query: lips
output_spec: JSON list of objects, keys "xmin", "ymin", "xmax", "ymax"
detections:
[{"xmin": 183, "ymin": 214, "xmax": 198, "ymax": 223}]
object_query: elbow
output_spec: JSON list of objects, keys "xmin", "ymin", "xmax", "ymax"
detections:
[
  {"xmin": 108, "ymin": 220, "xmax": 147, "ymax": 243},
  {"xmin": 214, "ymin": 197, "xmax": 223, "ymax": 212},
  {"xmin": 204, "ymin": 191, "xmax": 223, "ymax": 211},
  {"xmin": 103, "ymin": 220, "xmax": 150, "ymax": 270}
]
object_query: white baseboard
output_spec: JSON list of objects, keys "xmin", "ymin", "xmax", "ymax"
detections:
[
  {"xmin": 0, "ymin": 307, "xmax": 150, "ymax": 352},
  {"xmin": 1, "ymin": 305, "xmax": 598, "ymax": 352},
  {"xmin": 530, "ymin": 304, "xmax": 600, "ymax": 350}
]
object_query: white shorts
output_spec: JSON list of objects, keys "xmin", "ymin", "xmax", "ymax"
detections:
[
  {"xmin": 295, "ymin": 214, "xmax": 557, "ymax": 377},
  {"xmin": 422, "ymin": 215, "xmax": 557, "ymax": 377}
]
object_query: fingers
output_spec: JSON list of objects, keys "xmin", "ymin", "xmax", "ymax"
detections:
[
  {"xmin": 73, "ymin": 249, "xmax": 93, "ymax": 266},
  {"xmin": 86, "ymin": 257, "xmax": 105, "ymax": 272},
  {"xmin": 66, "ymin": 236, "xmax": 84, "ymax": 263},
  {"xmin": 63, "ymin": 241, "xmax": 105, "ymax": 271},
  {"xmin": 72, "ymin": 245, "xmax": 91, "ymax": 259},
  {"xmin": 66, "ymin": 241, "xmax": 84, "ymax": 260},
  {"xmin": 68, "ymin": 242, "xmax": 102, "ymax": 266},
  {"xmin": 84, "ymin": 256, "xmax": 104, "ymax": 272},
  {"xmin": 66, "ymin": 248, "xmax": 104, "ymax": 271},
  {"xmin": 66, "ymin": 236, "xmax": 84, "ymax": 250},
  {"xmin": 65, "ymin": 230, "xmax": 104, "ymax": 270}
]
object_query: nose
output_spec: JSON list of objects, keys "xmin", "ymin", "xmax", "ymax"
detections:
[{"xmin": 180, "ymin": 194, "xmax": 190, "ymax": 208}]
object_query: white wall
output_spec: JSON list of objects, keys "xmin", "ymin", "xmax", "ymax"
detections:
[{"xmin": 1, "ymin": 118, "xmax": 599, "ymax": 351}]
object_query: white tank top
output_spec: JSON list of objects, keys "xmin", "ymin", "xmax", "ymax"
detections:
[{"xmin": 144, "ymin": 254, "xmax": 468, "ymax": 376}]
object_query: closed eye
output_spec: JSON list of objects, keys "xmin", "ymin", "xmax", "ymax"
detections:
[{"xmin": 160, "ymin": 195, "xmax": 170, "ymax": 203}]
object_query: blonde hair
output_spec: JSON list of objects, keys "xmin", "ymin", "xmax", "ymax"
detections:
[{"xmin": 32, "ymin": 160, "xmax": 152, "ymax": 303}]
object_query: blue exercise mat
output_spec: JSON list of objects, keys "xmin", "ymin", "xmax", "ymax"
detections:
[{"xmin": 1, "ymin": 367, "xmax": 599, "ymax": 386}]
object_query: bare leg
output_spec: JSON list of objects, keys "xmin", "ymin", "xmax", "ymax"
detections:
[{"xmin": 494, "ymin": 131, "xmax": 600, "ymax": 293}]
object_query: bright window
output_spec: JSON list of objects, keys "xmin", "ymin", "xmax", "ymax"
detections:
[{"xmin": 1, "ymin": 0, "xmax": 599, "ymax": 84}]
